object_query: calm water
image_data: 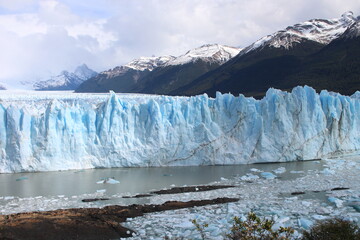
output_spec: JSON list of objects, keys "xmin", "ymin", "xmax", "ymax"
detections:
[{"xmin": 0, "ymin": 161, "xmax": 324, "ymax": 199}]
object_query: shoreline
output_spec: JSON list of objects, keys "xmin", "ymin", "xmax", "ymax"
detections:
[{"xmin": 0, "ymin": 197, "xmax": 239, "ymax": 240}]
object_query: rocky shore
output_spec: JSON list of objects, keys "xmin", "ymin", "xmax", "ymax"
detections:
[{"xmin": 0, "ymin": 197, "xmax": 239, "ymax": 240}]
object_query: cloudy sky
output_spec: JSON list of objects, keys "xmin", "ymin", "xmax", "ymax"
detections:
[{"xmin": 0, "ymin": 0, "xmax": 359, "ymax": 86}]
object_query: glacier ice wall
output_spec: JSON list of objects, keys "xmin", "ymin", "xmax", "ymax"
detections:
[{"xmin": 1, "ymin": 86, "xmax": 360, "ymax": 173}]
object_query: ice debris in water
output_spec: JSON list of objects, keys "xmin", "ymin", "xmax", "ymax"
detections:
[
  {"xmin": 260, "ymin": 172, "xmax": 277, "ymax": 179},
  {"xmin": 240, "ymin": 173, "xmax": 259, "ymax": 181},
  {"xmin": 96, "ymin": 178, "xmax": 120, "ymax": 184},
  {"xmin": 328, "ymin": 197, "xmax": 343, "ymax": 208},
  {"xmin": 321, "ymin": 168, "xmax": 336, "ymax": 175},
  {"xmin": 273, "ymin": 167, "xmax": 286, "ymax": 174},
  {"xmin": 298, "ymin": 218, "xmax": 313, "ymax": 230},
  {"xmin": 1, "ymin": 156, "xmax": 360, "ymax": 239},
  {"xmin": 15, "ymin": 176, "xmax": 28, "ymax": 181}
]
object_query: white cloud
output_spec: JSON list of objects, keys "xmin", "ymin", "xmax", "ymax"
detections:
[
  {"xmin": 0, "ymin": 0, "xmax": 36, "ymax": 11},
  {"xmin": 0, "ymin": 0, "xmax": 359, "ymax": 87}
]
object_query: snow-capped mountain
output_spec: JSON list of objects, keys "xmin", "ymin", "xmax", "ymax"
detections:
[
  {"xmin": 0, "ymin": 84, "xmax": 6, "ymax": 90},
  {"xmin": 34, "ymin": 64, "xmax": 97, "ymax": 91},
  {"xmin": 77, "ymin": 44, "xmax": 241, "ymax": 94},
  {"xmin": 101, "ymin": 56, "xmax": 175, "ymax": 79},
  {"xmin": 166, "ymin": 44, "xmax": 241, "ymax": 66},
  {"xmin": 175, "ymin": 12, "xmax": 360, "ymax": 98},
  {"xmin": 241, "ymin": 11, "xmax": 358, "ymax": 55},
  {"xmin": 96, "ymin": 44, "xmax": 241, "ymax": 80},
  {"xmin": 125, "ymin": 56, "xmax": 176, "ymax": 71},
  {"xmin": 73, "ymin": 64, "xmax": 98, "ymax": 81},
  {"xmin": 340, "ymin": 20, "xmax": 360, "ymax": 39}
]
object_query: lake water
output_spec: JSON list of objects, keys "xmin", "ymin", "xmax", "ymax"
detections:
[{"xmin": 0, "ymin": 161, "xmax": 323, "ymax": 200}]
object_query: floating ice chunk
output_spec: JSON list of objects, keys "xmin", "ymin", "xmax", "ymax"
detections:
[
  {"xmin": 107, "ymin": 178, "xmax": 120, "ymax": 184},
  {"xmin": 273, "ymin": 167, "xmax": 286, "ymax": 174},
  {"xmin": 96, "ymin": 189, "xmax": 106, "ymax": 193},
  {"xmin": 298, "ymin": 218, "xmax": 313, "ymax": 230},
  {"xmin": 301, "ymin": 201, "xmax": 312, "ymax": 207},
  {"xmin": 250, "ymin": 168, "xmax": 262, "ymax": 172},
  {"xmin": 96, "ymin": 178, "xmax": 120, "ymax": 184},
  {"xmin": 312, "ymin": 215, "xmax": 328, "ymax": 220},
  {"xmin": 272, "ymin": 223, "xmax": 283, "ymax": 231},
  {"xmin": 321, "ymin": 168, "xmax": 335, "ymax": 175},
  {"xmin": 316, "ymin": 207, "xmax": 332, "ymax": 214},
  {"xmin": 290, "ymin": 170, "xmax": 304, "ymax": 174},
  {"xmin": 352, "ymin": 206, "xmax": 360, "ymax": 212},
  {"xmin": 240, "ymin": 173, "xmax": 259, "ymax": 181},
  {"xmin": 278, "ymin": 216, "xmax": 290, "ymax": 224},
  {"xmin": 260, "ymin": 172, "xmax": 277, "ymax": 179},
  {"xmin": 4, "ymin": 196, "xmax": 14, "ymax": 200},
  {"xmin": 15, "ymin": 176, "xmax": 28, "ymax": 181},
  {"xmin": 328, "ymin": 197, "xmax": 343, "ymax": 207},
  {"xmin": 220, "ymin": 177, "xmax": 228, "ymax": 181}
]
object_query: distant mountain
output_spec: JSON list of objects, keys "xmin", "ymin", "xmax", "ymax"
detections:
[
  {"xmin": 76, "ymin": 44, "xmax": 241, "ymax": 93},
  {"xmin": 34, "ymin": 64, "xmax": 97, "ymax": 91},
  {"xmin": 0, "ymin": 83, "xmax": 6, "ymax": 90},
  {"xmin": 76, "ymin": 56, "xmax": 175, "ymax": 93},
  {"xmin": 174, "ymin": 12, "xmax": 360, "ymax": 98}
]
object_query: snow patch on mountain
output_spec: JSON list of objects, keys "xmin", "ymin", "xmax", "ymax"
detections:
[
  {"xmin": 73, "ymin": 64, "xmax": 98, "ymax": 81},
  {"xmin": 125, "ymin": 56, "xmax": 176, "ymax": 71},
  {"xmin": 100, "ymin": 56, "xmax": 175, "ymax": 79},
  {"xmin": 166, "ymin": 44, "xmax": 241, "ymax": 66},
  {"xmin": 241, "ymin": 11, "xmax": 358, "ymax": 54},
  {"xmin": 33, "ymin": 64, "xmax": 97, "ymax": 90},
  {"xmin": 340, "ymin": 20, "xmax": 360, "ymax": 39}
]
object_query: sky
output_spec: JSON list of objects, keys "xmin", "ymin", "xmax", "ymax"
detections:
[{"xmin": 0, "ymin": 0, "xmax": 359, "ymax": 86}]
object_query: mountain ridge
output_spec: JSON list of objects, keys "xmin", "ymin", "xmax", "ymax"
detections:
[
  {"xmin": 33, "ymin": 64, "xmax": 97, "ymax": 91},
  {"xmin": 173, "ymin": 11, "xmax": 360, "ymax": 98},
  {"xmin": 76, "ymin": 44, "xmax": 241, "ymax": 93}
]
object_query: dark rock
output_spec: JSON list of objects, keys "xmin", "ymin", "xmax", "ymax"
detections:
[
  {"xmin": 122, "ymin": 194, "xmax": 153, "ymax": 198},
  {"xmin": 82, "ymin": 198, "xmax": 110, "ymax": 202},
  {"xmin": 331, "ymin": 187, "xmax": 350, "ymax": 191},
  {"xmin": 291, "ymin": 191, "xmax": 306, "ymax": 195},
  {"xmin": 150, "ymin": 185, "xmax": 235, "ymax": 195}
]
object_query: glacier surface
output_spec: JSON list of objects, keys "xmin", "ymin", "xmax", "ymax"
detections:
[{"xmin": 1, "ymin": 86, "xmax": 360, "ymax": 173}]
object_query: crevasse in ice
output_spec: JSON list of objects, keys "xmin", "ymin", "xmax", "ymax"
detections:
[{"xmin": 1, "ymin": 86, "xmax": 360, "ymax": 173}]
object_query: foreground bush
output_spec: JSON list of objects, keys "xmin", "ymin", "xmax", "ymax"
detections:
[
  {"xmin": 302, "ymin": 218, "xmax": 360, "ymax": 240},
  {"xmin": 188, "ymin": 214, "xmax": 360, "ymax": 240},
  {"xmin": 226, "ymin": 212, "xmax": 295, "ymax": 240}
]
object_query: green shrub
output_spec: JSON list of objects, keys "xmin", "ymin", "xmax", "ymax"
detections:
[
  {"xmin": 191, "ymin": 219, "xmax": 208, "ymax": 240},
  {"xmin": 226, "ymin": 212, "xmax": 295, "ymax": 240},
  {"xmin": 302, "ymin": 218, "xmax": 360, "ymax": 240}
]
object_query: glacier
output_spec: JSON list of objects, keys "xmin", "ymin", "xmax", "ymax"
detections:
[{"xmin": 1, "ymin": 86, "xmax": 360, "ymax": 173}]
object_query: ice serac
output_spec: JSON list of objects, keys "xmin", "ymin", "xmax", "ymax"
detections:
[{"xmin": 1, "ymin": 86, "xmax": 360, "ymax": 172}]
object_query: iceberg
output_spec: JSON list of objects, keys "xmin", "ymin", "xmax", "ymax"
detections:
[
  {"xmin": 260, "ymin": 172, "xmax": 277, "ymax": 179},
  {"xmin": 1, "ymin": 86, "xmax": 360, "ymax": 173}
]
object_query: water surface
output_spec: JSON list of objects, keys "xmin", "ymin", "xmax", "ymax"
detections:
[{"xmin": 0, "ymin": 161, "xmax": 324, "ymax": 199}]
